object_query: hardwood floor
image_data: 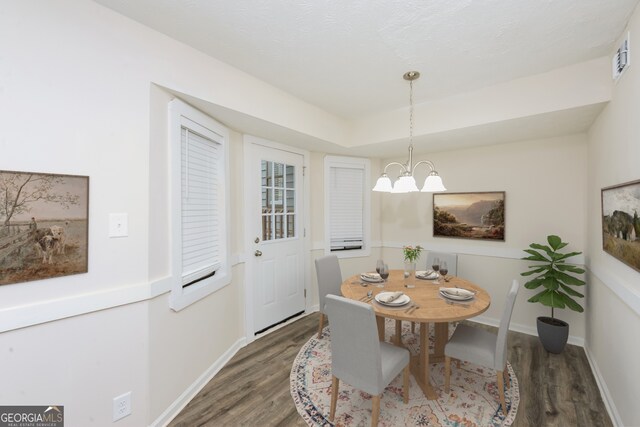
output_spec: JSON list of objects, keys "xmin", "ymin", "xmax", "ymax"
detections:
[{"xmin": 169, "ymin": 313, "xmax": 612, "ymax": 427}]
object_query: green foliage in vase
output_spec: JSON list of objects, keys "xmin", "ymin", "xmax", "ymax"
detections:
[
  {"xmin": 521, "ymin": 235, "xmax": 586, "ymax": 318},
  {"xmin": 403, "ymin": 245, "xmax": 423, "ymax": 263}
]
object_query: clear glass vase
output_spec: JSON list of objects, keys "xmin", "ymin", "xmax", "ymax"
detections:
[{"xmin": 403, "ymin": 261, "xmax": 416, "ymax": 278}]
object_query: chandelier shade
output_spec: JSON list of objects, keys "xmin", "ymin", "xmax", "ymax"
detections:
[{"xmin": 372, "ymin": 71, "xmax": 446, "ymax": 194}]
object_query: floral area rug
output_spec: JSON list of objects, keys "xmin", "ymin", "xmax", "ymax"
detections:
[{"xmin": 290, "ymin": 320, "xmax": 519, "ymax": 426}]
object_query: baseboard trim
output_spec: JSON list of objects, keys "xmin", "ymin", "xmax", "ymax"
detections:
[
  {"xmin": 151, "ymin": 337, "xmax": 247, "ymax": 427},
  {"xmin": 472, "ymin": 315, "xmax": 585, "ymax": 347},
  {"xmin": 584, "ymin": 346, "xmax": 624, "ymax": 427}
]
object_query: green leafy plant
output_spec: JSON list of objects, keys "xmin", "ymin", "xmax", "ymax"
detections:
[
  {"xmin": 521, "ymin": 235, "xmax": 586, "ymax": 318},
  {"xmin": 403, "ymin": 245, "xmax": 423, "ymax": 263}
]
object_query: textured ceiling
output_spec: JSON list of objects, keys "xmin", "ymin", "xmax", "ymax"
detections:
[{"xmin": 94, "ymin": 0, "xmax": 638, "ymax": 119}]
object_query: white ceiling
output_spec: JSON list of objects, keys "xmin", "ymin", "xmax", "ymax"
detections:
[{"xmin": 95, "ymin": 0, "xmax": 637, "ymax": 154}]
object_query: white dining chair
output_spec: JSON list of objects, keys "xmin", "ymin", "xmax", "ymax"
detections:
[
  {"xmin": 425, "ymin": 251, "xmax": 458, "ymax": 276},
  {"xmin": 314, "ymin": 255, "xmax": 343, "ymax": 338},
  {"xmin": 324, "ymin": 294, "xmax": 410, "ymax": 426},
  {"xmin": 444, "ymin": 279, "xmax": 520, "ymax": 415}
]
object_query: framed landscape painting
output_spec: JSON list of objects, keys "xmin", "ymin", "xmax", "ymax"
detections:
[
  {"xmin": 433, "ymin": 191, "xmax": 505, "ymax": 241},
  {"xmin": 0, "ymin": 170, "xmax": 89, "ymax": 285},
  {"xmin": 601, "ymin": 179, "xmax": 640, "ymax": 272}
]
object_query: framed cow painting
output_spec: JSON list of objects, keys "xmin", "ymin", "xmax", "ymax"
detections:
[
  {"xmin": 601, "ymin": 179, "xmax": 640, "ymax": 272},
  {"xmin": 0, "ymin": 170, "xmax": 89, "ymax": 285}
]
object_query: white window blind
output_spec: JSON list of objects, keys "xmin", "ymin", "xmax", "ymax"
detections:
[
  {"xmin": 181, "ymin": 127, "xmax": 222, "ymax": 286},
  {"xmin": 329, "ymin": 166, "xmax": 364, "ymax": 251}
]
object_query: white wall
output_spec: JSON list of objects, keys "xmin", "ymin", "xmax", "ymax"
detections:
[
  {"xmin": 1, "ymin": 1, "xmax": 637, "ymax": 426},
  {"xmin": 0, "ymin": 1, "xmax": 345, "ymax": 425},
  {"xmin": 585, "ymin": 5, "xmax": 640, "ymax": 425},
  {"xmin": 378, "ymin": 135, "xmax": 588, "ymax": 342}
]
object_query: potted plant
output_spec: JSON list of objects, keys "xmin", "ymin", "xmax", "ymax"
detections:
[{"xmin": 521, "ymin": 235, "xmax": 585, "ymax": 353}]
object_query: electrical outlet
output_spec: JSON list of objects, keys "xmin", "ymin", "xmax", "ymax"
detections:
[{"xmin": 113, "ymin": 391, "xmax": 131, "ymax": 421}]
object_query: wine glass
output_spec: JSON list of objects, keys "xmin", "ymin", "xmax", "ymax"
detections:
[
  {"xmin": 376, "ymin": 259, "xmax": 384, "ymax": 274},
  {"xmin": 432, "ymin": 257, "xmax": 440, "ymax": 284},
  {"xmin": 440, "ymin": 261, "xmax": 449, "ymax": 282},
  {"xmin": 378, "ymin": 264, "xmax": 389, "ymax": 287}
]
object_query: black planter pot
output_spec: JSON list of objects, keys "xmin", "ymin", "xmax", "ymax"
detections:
[{"xmin": 536, "ymin": 316, "xmax": 569, "ymax": 354}]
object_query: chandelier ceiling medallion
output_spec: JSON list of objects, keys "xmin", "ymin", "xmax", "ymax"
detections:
[{"xmin": 372, "ymin": 71, "xmax": 446, "ymax": 193}]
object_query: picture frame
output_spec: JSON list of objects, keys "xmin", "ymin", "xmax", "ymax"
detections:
[
  {"xmin": 601, "ymin": 179, "xmax": 640, "ymax": 272},
  {"xmin": 433, "ymin": 191, "xmax": 505, "ymax": 241},
  {"xmin": 0, "ymin": 170, "xmax": 89, "ymax": 285}
]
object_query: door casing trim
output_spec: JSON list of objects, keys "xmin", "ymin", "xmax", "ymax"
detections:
[{"xmin": 242, "ymin": 135, "xmax": 311, "ymax": 343}]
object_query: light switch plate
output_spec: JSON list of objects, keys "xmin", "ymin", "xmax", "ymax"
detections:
[{"xmin": 109, "ymin": 213, "xmax": 128, "ymax": 238}]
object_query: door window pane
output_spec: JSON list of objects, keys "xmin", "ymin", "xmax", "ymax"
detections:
[
  {"xmin": 274, "ymin": 189, "xmax": 284, "ymax": 213},
  {"xmin": 274, "ymin": 162, "xmax": 284, "ymax": 188},
  {"xmin": 274, "ymin": 215, "xmax": 284, "ymax": 239},
  {"xmin": 262, "ymin": 215, "xmax": 272, "ymax": 241},
  {"xmin": 286, "ymin": 165, "xmax": 294, "ymax": 189},
  {"xmin": 287, "ymin": 215, "xmax": 295, "ymax": 238},
  {"xmin": 262, "ymin": 161, "xmax": 272, "ymax": 187},
  {"xmin": 261, "ymin": 160, "xmax": 296, "ymax": 240},
  {"xmin": 286, "ymin": 190, "xmax": 295, "ymax": 213}
]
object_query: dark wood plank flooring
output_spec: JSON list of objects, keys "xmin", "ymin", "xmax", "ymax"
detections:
[{"xmin": 169, "ymin": 313, "xmax": 612, "ymax": 427}]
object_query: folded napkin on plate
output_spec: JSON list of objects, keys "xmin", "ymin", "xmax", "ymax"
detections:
[
  {"xmin": 439, "ymin": 287, "xmax": 474, "ymax": 297},
  {"xmin": 416, "ymin": 270, "xmax": 438, "ymax": 279},
  {"xmin": 361, "ymin": 272, "xmax": 381, "ymax": 279},
  {"xmin": 379, "ymin": 291, "xmax": 404, "ymax": 303}
]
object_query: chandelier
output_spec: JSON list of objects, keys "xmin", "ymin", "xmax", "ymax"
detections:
[{"xmin": 372, "ymin": 71, "xmax": 446, "ymax": 193}]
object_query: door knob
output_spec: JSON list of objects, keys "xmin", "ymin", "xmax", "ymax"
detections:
[{"xmin": 254, "ymin": 250, "xmax": 263, "ymax": 257}]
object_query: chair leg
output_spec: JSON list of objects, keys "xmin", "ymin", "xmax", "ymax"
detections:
[
  {"xmin": 317, "ymin": 313, "xmax": 325, "ymax": 339},
  {"xmin": 403, "ymin": 364, "xmax": 410, "ymax": 404},
  {"xmin": 497, "ymin": 371, "xmax": 507, "ymax": 416},
  {"xmin": 371, "ymin": 395, "xmax": 381, "ymax": 427},
  {"xmin": 330, "ymin": 375, "xmax": 339, "ymax": 421},
  {"xmin": 504, "ymin": 366, "xmax": 511, "ymax": 389},
  {"xmin": 456, "ymin": 359, "xmax": 461, "ymax": 369},
  {"xmin": 444, "ymin": 356, "xmax": 451, "ymax": 393},
  {"xmin": 411, "ymin": 321, "xmax": 415, "ymax": 333}
]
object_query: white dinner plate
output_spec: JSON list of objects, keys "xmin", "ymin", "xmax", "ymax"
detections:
[
  {"xmin": 375, "ymin": 292, "xmax": 411, "ymax": 306},
  {"xmin": 439, "ymin": 290, "xmax": 474, "ymax": 301},
  {"xmin": 361, "ymin": 273, "xmax": 384, "ymax": 283},
  {"xmin": 416, "ymin": 270, "xmax": 439, "ymax": 280}
]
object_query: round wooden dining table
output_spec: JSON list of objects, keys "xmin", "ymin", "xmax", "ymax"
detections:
[{"xmin": 340, "ymin": 270, "xmax": 490, "ymax": 400}]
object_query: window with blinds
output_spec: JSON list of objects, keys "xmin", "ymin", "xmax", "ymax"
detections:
[
  {"xmin": 168, "ymin": 98, "xmax": 231, "ymax": 311},
  {"xmin": 324, "ymin": 156, "xmax": 371, "ymax": 258},
  {"xmin": 181, "ymin": 128, "xmax": 221, "ymax": 286}
]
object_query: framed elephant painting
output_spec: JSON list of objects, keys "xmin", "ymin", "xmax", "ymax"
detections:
[{"xmin": 601, "ymin": 179, "xmax": 640, "ymax": 272}]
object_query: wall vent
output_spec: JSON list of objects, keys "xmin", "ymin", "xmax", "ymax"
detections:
[{"xmin": 612, "ymin": 33, "xmax": 630, "ymax": 80}]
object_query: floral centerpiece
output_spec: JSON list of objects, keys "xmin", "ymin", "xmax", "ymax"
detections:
[{"xmin": 403, "ymin": 245, "xmax": 423, "ymax": 263}]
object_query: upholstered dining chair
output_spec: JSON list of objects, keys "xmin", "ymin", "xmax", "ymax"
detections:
[
  {"xmin": 324, "ymin": 294, "xmax": 410, "ymax": 426},
  {"xmin": 408, "ymin": 251, "xmax": 460, "ymax": 333},
  {"xmin": 314, "ymin": 255, "xmax": 343, "ymax": 338},
  {"xmin": 444, "ymin": 279, "xmax": 520, "ymax": 415},
  {"xmin": 425, "ymin": 251, "xmax": 458, "ymax": 276}
]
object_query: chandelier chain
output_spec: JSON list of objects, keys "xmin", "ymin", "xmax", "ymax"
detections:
[{"xmin": 409, "ymin": 79, "xmax": 414, "ymax": 146}]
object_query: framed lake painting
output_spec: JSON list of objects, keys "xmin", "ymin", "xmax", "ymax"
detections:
[
  {"xmin": 433, "ymin": 191, "xmax": 505, "ymax": 241},
  {"xmin": 601, "ymin": 179, "xmax": 640, "ymax": 272},
  {"xmin": 0, "ymin": 170, "xmax": 89, "ymax": 285}
]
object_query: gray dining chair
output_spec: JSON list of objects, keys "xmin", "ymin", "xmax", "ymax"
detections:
[
  {"xmin": 409, "ymin": 251, "xmax": 459, "ymax": 333},
  {"xmin": 444, "ymin": 279, "xmax": 520, "ymax": 415},
  {"xmin": 314, "ymin": 255, "xmax": 343, "ymax": 338},
  {"xmin": 324, "ymin": 294, "xmax": 410, "ymax": 426},
  {"xmin": 425, "ymin": 251, "xmax": 458, "ymax": 276}
]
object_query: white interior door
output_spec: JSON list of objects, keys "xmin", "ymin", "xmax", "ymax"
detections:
[{"xmin": 250, "ymin": 143, "xmax": 305, "ymax": 334}]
